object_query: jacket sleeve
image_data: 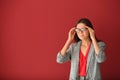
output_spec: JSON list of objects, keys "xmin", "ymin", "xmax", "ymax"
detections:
[
  {"xmin": 95, "ymin": 42, "xmax": 106, "ymax": 63},
  {"xmin": 56, "ymin": 43, "xmax": 73, "ymax": 64}
]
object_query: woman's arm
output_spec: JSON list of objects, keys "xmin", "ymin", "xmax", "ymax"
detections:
[
  {"xmin": 56, "ymin": 27, "xmax": 75, "ymax": 63},
  {"xmin": 60, "ymin": 27, "xmax": 75, "ymax": 56},
  {"xmin": 85, "ymin": 26, "xmax": 106, "ymax": 63},
  {"xmin": 85, "ymin": 26, "xmax": 101, "ymax": 55}
]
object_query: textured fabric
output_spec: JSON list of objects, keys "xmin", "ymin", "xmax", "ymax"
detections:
[
  {"xmin": 76, "ymin": 76, "xmax": 90, "ymax": 80},
  {"xmin": 56, "ymin": 41, "xmax": 106, "ymax": 80},
  {"xmin": 78, "ymin": 76, "xmax": 87, "ymax": 80}
]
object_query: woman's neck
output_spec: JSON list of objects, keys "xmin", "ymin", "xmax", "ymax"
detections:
[{"xmin": 81, "ymin": 38, "xmax": 91, "ymax": 47}]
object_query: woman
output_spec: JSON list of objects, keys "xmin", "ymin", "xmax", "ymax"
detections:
[{"xmin": 56, "ymin": 18, "xmax": 106, "ymax": 80}]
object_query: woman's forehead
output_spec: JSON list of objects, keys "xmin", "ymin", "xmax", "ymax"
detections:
[{"xmin": 76, "ymin": 23, "xmax": 86, "ymax": 28}]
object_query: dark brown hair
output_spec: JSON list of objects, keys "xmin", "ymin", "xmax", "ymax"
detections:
[{"xmin": 74, "ymin": 18, "xmax": 100, "ymax": 42}]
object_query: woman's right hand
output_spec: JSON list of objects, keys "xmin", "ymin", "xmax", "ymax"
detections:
[{"xmin": 68, "ymin": 27, "xmax": 75, "ymax": 42}]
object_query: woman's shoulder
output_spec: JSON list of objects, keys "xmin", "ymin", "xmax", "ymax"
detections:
[{"xmin": 98, "ymin": 41, "xmax": 106, "ymax": 47}]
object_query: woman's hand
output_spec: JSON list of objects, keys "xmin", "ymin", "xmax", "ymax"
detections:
[
  {"xmin": 68, "ymin": 27, "xmax": 75, "ymax": 42},
  {"xmin": 85, "ymin": 26, "xmax": 96, "ymax": 41}
]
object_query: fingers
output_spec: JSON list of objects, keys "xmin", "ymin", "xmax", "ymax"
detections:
[
  {"xmin": 85, "ymin": 26, "xmax": 94, "ymax": 32},
  {"xmin": 70, "ymin": 27, "xmax": 75, "ymax": 31},
  {"xmin": 68, "ymin": 27, "xmax": 76, "ymax": 41},
  {"xmin": 85, "ymin": 26, "xmax": 89, "ymax": 29},
  {"xmin": 69, "ymin": 27, "xmax": 75, "ymax": 33},
  {"xmin": 70, "ymin": 27, "xmax": 76, "ymax": 36},
  {"xmin": 85, "ymin": 26, "xmax": 91, "ymax": 30}
]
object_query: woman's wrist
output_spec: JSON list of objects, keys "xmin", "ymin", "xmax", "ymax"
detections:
[
  {"xmin": 91, "ymin": 37, "xmax": 96, "ymax": 42},
  {"xmin": 67, "ymin": 39, "xmax": 73, "ymax": 43}
]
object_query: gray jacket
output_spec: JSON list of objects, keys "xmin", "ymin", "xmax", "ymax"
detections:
[{"xmin": 56, "ymin": 41, "xmax": 106, "ymax": 80}]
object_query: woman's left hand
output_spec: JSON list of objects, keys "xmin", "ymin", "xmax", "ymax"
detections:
[{"xmin": 85, "ymin": 26, "xmax": 96, "ymax": 41}]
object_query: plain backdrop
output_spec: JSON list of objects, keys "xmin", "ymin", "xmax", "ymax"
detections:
[{"xmin": 0, "ymin": 0, "xmax": 120, "ymax": 80}]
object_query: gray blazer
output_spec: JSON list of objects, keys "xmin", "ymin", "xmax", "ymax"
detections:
[{"xmin": 56, "ymin": 41, "xmax": 106, "ymax": 80}]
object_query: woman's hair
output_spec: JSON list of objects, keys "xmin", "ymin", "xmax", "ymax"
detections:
[{"xmin": 74, "ymin": 18, "xmax": 100, "ymax": 42}]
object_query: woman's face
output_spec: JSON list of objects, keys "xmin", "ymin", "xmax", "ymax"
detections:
[{"xmin": 75, "ymin": 23, "xmax": 89, "ymax": 40}]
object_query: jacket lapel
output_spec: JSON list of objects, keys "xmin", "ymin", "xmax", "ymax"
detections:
[
  {"xmin": 76, "ymin": 41, "xmax": 81, "ymax": 61},
  {"xmin": 86, "ymin": 43, "xmax": 93, "ymax": 72}
]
